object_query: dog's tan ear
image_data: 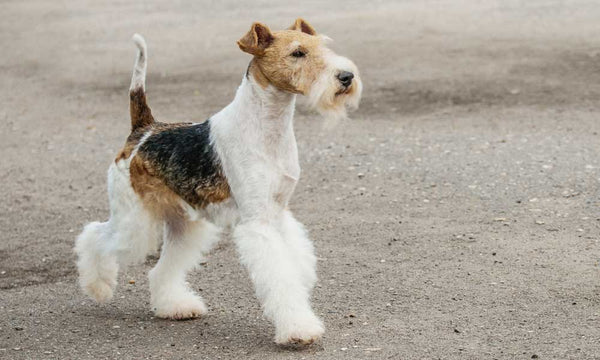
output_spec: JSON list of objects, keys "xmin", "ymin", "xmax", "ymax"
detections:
[
  {"xmin": 237, "ymin": 22, "xmax": 274, "ymax": 56},
  {"xmin": 288, "ymin": 18, "xmax": 317, "ymax": 36}
]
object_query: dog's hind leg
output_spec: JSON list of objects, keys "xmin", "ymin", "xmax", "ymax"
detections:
[
  {"xmin": 148, "ymin": 215, "xmax": 220, "ymax": 320},
  {"xmin": 74, "ymin": 221, "xmax": 118, "ymax": 303},
  {"xmin": 75, "ymin": 162, "xmax": 161, "ymax": 303}
]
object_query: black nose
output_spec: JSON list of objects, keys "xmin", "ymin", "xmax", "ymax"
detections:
[{"xmin": 337, "ymin": 71, "xmax": 354, "ymax": 87}]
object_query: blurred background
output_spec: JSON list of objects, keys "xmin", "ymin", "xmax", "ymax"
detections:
[{"xmin": 1, "ymin": 1, "xmax": 600, "ymax": 359}]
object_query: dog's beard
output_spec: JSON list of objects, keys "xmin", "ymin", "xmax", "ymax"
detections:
[{"xmin": 307, "ymin": 66, "xmax": 362, "ymax": 126}]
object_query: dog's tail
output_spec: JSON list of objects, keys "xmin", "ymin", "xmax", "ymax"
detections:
[{"xmin": 129, "ymin": 34, "xmax": 154, "ymax": 131}]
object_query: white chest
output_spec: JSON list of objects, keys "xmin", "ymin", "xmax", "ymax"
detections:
[
  {"xmin": 266, "ymin": 134, "xmax": 300, "ymax": 207},
  {"xmin": 272, "ymin": 159, "xmax": 300, "ymax": 207}
]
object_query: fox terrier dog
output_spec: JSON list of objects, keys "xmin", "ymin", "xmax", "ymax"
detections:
[{"xmin": 75, "ymin": 18, "xmax": 362, "ymax": 345}]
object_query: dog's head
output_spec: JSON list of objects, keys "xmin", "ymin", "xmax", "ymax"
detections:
[{"xmin": 238, "ymin": 18, "xmax": 362, "ymax": 119}]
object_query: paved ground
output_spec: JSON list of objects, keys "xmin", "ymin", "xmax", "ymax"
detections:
[{"xmin": 1, "ymin": 0, "xmax": 600, "ymax": 359}]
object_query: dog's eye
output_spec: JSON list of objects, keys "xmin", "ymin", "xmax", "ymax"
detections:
[{"xmin": 291, "ymin": 50, "xmax": 306, "ymax": 58}]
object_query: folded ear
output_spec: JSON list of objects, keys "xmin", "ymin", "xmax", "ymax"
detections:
[
  {"xmin": 237, "ymin": 22, "xmax": 274, "ymax": 56},
  {"xmin": 288, "ymin": 18, "xmax": 317, "ymax": 36}
]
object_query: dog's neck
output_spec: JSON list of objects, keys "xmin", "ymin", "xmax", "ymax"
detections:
[{"xmin": 229, "ymin": 72, "xmax": 297, "ymax": 141}]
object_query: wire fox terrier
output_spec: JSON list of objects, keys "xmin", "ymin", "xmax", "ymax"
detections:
[{"xmin": 75, "ymin": 19, "xmax": 362, "ymax": 345}]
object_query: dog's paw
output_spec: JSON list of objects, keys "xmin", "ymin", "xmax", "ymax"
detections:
[
  {"xmin": 152, "ymin": 294, "xmax": 208, "ymax": 320},
  {"xmin": 275, "ymin": 315, "xmax": 324, "ymax": 346},
  {"xmin": 83, "ymin": 279, "xmax": 115, "ymax": 303}
]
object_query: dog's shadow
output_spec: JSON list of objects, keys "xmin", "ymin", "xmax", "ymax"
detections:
[{"xmin": 76, "ymin": 301, "xmax": 323, "ymax": 354}]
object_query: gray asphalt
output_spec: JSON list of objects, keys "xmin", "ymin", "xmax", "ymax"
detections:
[{"xmin": 1, "ymin": 1, "xmax": 600, "ymax": 359}]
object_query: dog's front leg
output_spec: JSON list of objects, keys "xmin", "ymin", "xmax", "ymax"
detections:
[
  {"xmin": 279, "ymin": 210, "xmax": 318, "ymax": 291},
  {"xmin": 233, "ymin": 216, "xmax": 324, "ymax": 345}
]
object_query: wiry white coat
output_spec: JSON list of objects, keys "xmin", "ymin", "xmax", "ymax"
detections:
[{"xmin": 75, "ymin": 32, "xmax": 362, "ymax": 345}]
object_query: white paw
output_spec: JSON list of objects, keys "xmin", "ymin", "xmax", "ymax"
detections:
[
  {"xmin": 275, "ymin": 314, "xmax": 325, "ymax": 346},
  {"xmin": 82, "ymin": 279, "xmax": 115, "ymax": 303},
  {"xmin": 152, "ymin": 294, "xmax": 208, "ymax": 320}
]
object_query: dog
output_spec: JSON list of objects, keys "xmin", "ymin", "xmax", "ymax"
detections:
[{"xmin": 75, "ymin": 18, "xmax": 362, "ymax": 345}]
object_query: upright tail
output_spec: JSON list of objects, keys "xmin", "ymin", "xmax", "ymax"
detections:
[{"xmin": 129, "ymin": 34, "xmax": 154, "ymax": 131}]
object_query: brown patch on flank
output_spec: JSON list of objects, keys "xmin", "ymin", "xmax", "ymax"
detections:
[
  {"xmin": 129, "ymin": 153, "xmax": 188, "ymax": 226},
  {"xmin": 129, "ymin": 148, "xmax": 230, "ymax": 226},
  {"xmin": 195, "ymin": 178, "xmax": 231, "ymax": 205}
]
